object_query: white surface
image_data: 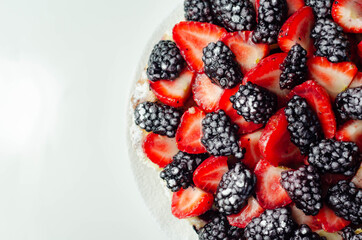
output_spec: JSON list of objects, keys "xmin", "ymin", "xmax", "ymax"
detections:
[{"xmin": 0, "ymin": 0, "xmax": 183, "ymax": 239}]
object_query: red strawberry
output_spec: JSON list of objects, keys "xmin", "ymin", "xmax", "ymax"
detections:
[
  {"xmin": 350, "ymin": 71, "xmax": 362, "ymax": 88},
  {"xmin": 358, "ymin": 41, "xmax": 362, "ymax": 61},
  {"xmin": 316, "ymin": 205, "xmax": 351, "ymax": 233},
  {"xmin": 176, "ymin": 107, "xmax": 207, "ymax": 154},
  {"xmin": 254, "ymin": 159, "xmax": 293, "ymax": 209},
  {"xmin": 173, "ymin": 21, "xmax": 227, "ymax": 73},
  {"xmin": 192, "ymin": 74, "xmax": 224, "ymax": 113},
  {"xmin": 332, "ymin": 0, "xmax": 362, "ymax": 33},
  {"xmin": 149, "ymin": 69, "xmax": 194, "ymax": 107},
  {"xmin": 171, "ymin": 186, "xmax": 214, "ymax": 219},
  {"xmin": 307, "ymin": 56, "xmax": 358, "ymax": 99},
  {"xmin": 227, "ymin": 197, "xmax": 265, "ymax": 228},
  {"xmin": 352, "ymin": 163, "xmax": 362, "ymax": 188},
  {"xmin": 335, "ymin": 120, "xmax": 362, "ymax": 150},
  {"xmin": 193, "ymin": 156, "xmax": 229, "ymax": 194},
  {"xmin": 142, "ymin": 133, "xmax": 179, "ymax": 168},
  {"xmin": 278, "ymin": 6, "xmax": 315, "ymax": 56},
  {"xmin": 221, "ymin": 31, "xmax": 270, "ymax": 74},
  {"xmin": 289, "ymin": 80, "xmax": 337, "ymax": 139},
  {"xmin": 239, "ymin": 129, "xmax": 263, "ymax": 170},
  {"xmin": 290, "ymin": 204, "xmax": 322, "ymax": 231}
]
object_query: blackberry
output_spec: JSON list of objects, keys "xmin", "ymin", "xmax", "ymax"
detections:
[
  {"xmin": 184, "ymin": 0, "xmax": 214, "ymax": 23},
  {"xmin": 230, "ymin": 82, "xmax": 278, "ymax": 124},
  {"xmin": 305, "ymin": 0, "xmax": 332, "ymax": 19},
  {"xmin": 326, "ymin": 180, "xmax": 362, "ymax": 225},
  {"xmin": 202, "ymin": 41, "xmax": 243, "ymax": 89},
  {"xmin": 244, "ymin": 208, "xmax": 296, "ymax": 240},
  {"xmin": 160, "ymin": 151, "xmax": 207, "ymax": 192},
  {"xmin": 280, "ymin": 165, "xmax": 323, "ymax": 216},
  {"xmin": 215, "ymin": 163, "xmax": 256, "ymax": 215},
  {"xmin": 134, "ymin": 101, "xmax": 181, "ymax": 137},
  {"xmin": 342, "ymin": 227, "xmax": 362, "ymax": 240},
  {"xmin": 291, "ymin": 224, "xmax": 326, "ymax": 240},
  {"xmin": 285, "ymin": 95, "xmax": 323, "ymax": 155},
  {"xmin": 335, "ymin": 87, "xmax": 362, "ymax": 120},
  {"xmin": 211, "ymin": 0, "xmax": 256, "ymax": 32},
  {"xmin": 252, "ymin": 0, "xmax": 288, "ymax": 44},
  {"xmin": 311, "ymin": 18, "xmax": 350, "ymax": 63},
  {"xmin": 198, "ymin": 215, "xmax": 244, "ymax": 240},
  {"xmin": 279, "ymin": 44, "xmax": 308, "ymax": 90},
  {"xmin": 201, "ymin": 110, "xmax": 244, "ymax": 158},
  {"xmin": 308, "ymin": 139, "xmax": 360, "ymax": 176},
  {"xmin": 147, "ymin": 40, "xmax": 185, "ymax": 81}
]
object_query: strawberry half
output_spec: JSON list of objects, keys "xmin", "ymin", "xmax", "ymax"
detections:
[
  {"xmin": 221, "ymin": 31, "xmax": 270, "ymax": 74},
  {"xmin": 316, "ymin": 205, "xmax": 351, "ymax": 233},
  {"xmin": 350, "ymin": 71, "xmax": 362, "ymax": 88},
  {"xmin": 239, "ymin": 129, "xmax": 263, "ymax": 170},
  {"xmin": 254, "ymin": 159, "xmax": 292, "ymax": 210},
  {"xmin": 227, "ymin": 197, "xmax": 265, "ymax": 228},
  {"xmin": 176, "ymin": 107, "xmax": 207, "ymax": 154},
  {"xmin": 332, "ymin": 0, "xmax": 362, "ymax": 33},
  {"xmin": 172, "ymin": 21, "xmax": 227, "ymax": 73},
  {"xmin": 290, "ymin": 204, "xmax": 322, "ymax": 231},
  {"xmin": 278, "ymin": 6, "xmax": 315, "ymax": 56},
  {"xmin": 352, "ymin": 163, "xmax": 362, "ymax": 188},
  {"xmin": 193, "ymin": 156, "xmax": 229, "ymax": 194},
  {"xmin": 171, "ymin": 186, "xmax": 214, "ymax": 219},
  {"xmin": 335, "ymin": 120, "xmax": 362, "ymax": 150}
]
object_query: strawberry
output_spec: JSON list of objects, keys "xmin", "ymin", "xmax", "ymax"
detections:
[
  {"xmin": 221, "ymin": 31, "xmax": 270, "ymax": 74},
  {"xmin": 239, "ymin": 129, "xmax": 263, "ymax": 170},
  {"xmin": 316, "ymin": 205, "xmax": 351, "ymax": 233},
  {"xmin": 254, "ymin": 159, "xmax": 293, "ymax": 210},
  {"xmin": 192, "ymin": 74, "xmax": 224, "ymax": 113},
  {"xmin": 171, "ymin": 186, "xmax": 214, "ymax": 219},
  {"xmin": 335, "ymin": 120, "xmax": 362, "ymax": 150},
  {"xmin": 307, "ymin": 56, "xmax": 358, "ymax": 99},
  {"xmin": 227, "ymin": 197, "xmax": 265, "ymax": 228},
  {"xmin": 289, "ymin": 80, "xmax": 337, "ymax": 139},
  {"xmin": 149, "ymin": 69, "xmax": 194, "ymax": 107},
  {"xmin": 290, "ymin": 204, "xmax": 322, "ymax": 231},
  {"xmin": 278, "ymin": 6, "xmax": 315, "ymax": 56},
  {"xmin": 142, "ymin": 133, "xmax": 179, "ymax": 168},
  {"xmin": 352, "ymin": 163, "xmax": 362, "ymax": 188},
  {"xmin": 193, "ymin": 156, "xmax": 229, "ymax": 194},
  {"xmin": 350, "ymin": 71, "xmax": 362, "ymax": 88},
  {"xmin": 332, "ymin": 0, "xmax": 362, "ymax": 33},
  {"xmin": 176, "ymin": 107, "xmax": 207, "ymax": 154},
  {"xmin": 172, "ymin": 21, "xmax": 227, "ymax": 73},
  {"xmin": 321, "ymin": 173, "xmax": 352, "ymax": 189},
  {"xmin": 358, "ymin": 41, "xmax": 362, "ymax": 61}
]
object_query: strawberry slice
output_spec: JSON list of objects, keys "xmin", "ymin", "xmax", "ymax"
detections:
[
  {"xmin": 358, "ymin": 41, "xmax": 362, "ymax": 61},
  {"xmin": 176, "ymin": 107, "xmax": 207, "ymax": 154},
  {"xmin": 350, "ymin": 71, "xmax": 362, "ymax": 88},
  {"xmin": 239, "ymin": 129, "xmax": 263, "ymax": 170},
  {"xmin": 192, "ymin": 74, "xmax": 224, "ymax": 113},
  {"xmin": 336, "ymin": 120, "xmax": 362, "ymax": 150},
  {"xmin": 254, "ymin": 159, "xmax": 292, "ymax": 210},
  {"xmin": 290, "ymin": 204, "xmax": 322, "ymax": 231},
  {"xmin": 289, "ymin": 80, "xmax": 337, "ymax": 139},
  {"xmin": 172, "ymin": 21, "xmax": 227, "ymax": 73},
  {"xmin": 316, "ymin": 205, "xmax": 351, "ymax": 233},
  {"xmin": 171, "ymin": 186, "xmax": 214, "ymax": 219},
  {"xmin": 307, "ymin": 56, "xmax": 358, "ymax": 99},
  {"xmin": 227, "ymin": 197, "xmax": 265, "ymax": 228},
  {"xmin": 332, "ymin": 0, "xmax": 362, "ymax": 33},
  {"xmin": 193, "ymin": 156, "xmax": 229, "ymax": 194},
  {"xmin": 278, "ymin": 6, "xmax": 315, "ymax": 56},
  {"xmin": 149, "ymin": 69, "xmax": 194, "ymax": 107},
  {"xmin": 352, "ymin": 163, "xmax": 362, "ymax": 188},
  {"xmin": 221, "ymin": 31, "xmax": 270, "ymax": 74},
  {"xmin": 142, "ymin": 133, "xmax": 179, "ymax": 168}
]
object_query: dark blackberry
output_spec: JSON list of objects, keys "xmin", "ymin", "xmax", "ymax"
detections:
[
  {"xmin": 342, "ymin": 227, "xmax": 362, "ymax": 240},
  {"xmin": 160, "ymin": 151, "xmax": 207, "ymax": 192},
  {"xmin": 326, "ymin": 180, "xmax": 362, "ymax": 225},
  {"xmin": 198, "ymin": 215, "xmax": 244, "ymax": 240},
  {"xmin": 252, "ymin": 0, "xmax": 288, "ymax": 44},
  {"xmin": 280, "ymin": 165, "xmax": 323, "ymax": 216},
  {"xmin": 134, "ymin": 101, "xmax": 181, "ymax": 137},
  {"xmin": 305, "ymin": 0, "xmax": 332, "ymax": 19},
  {"xmin": 201, "ymin": 110, "xmax": 244, "ymax": 158},
  {"xmin": 184, "ymin": 0, "xmax": 214, "ymax": 23},
  {"xmin": 230, "ymin": 82, "xmax": 278, "ymax": 124},
  {"xmin": 147, "ymin": 40, "xmax": 185, "ymax": 81},
  {"xmin": 279, "ymin": 44, "xmax": 308, "ymax": 90},
  {"xmin": 291, "ymin": 224, "xmax": 326, "ymax": 240},
  {"xmin": 211, "ymin": 0, "xmax": 256, "ymax": 32},
  {"xmin": 215, "ymin": 163, "xmax": 256, "ymax": 215},
  {"xmin": 244, "ymin": 208, "xmax": 296, "ymax": 240},
  {"xmin": 308, "ymin": 139, "xmax": 360, "ymax": 176},
  {"xmin": 285, "ymin": 95, "xmax": 323, "ymax": 155},
  {"xmin": 202, "ymin": 41, "xmax": 243, "ymax": 89},
  {"xmin": 335, "ymin": 87, "xmax": 362, "ymax": 121}
]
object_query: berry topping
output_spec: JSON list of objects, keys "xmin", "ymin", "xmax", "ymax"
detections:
[
  {"xmin": 184, "ymin": 0, "xmax": 214, "ymax": 23},
  {"xmin": 332, "ymin": 0, "xmax": 362, "ymax": 33},
  {"xmin": 316, "ymin": 205, "xmax": 351, "ymax": 233},
  {"xmin": 335, "ymin": 87, "xmax": 362, "ymax": 120},
  {"xmin": 291, "ymin": 224, "xmax": 326, "ymax": 240},
  {"xmin": 198, "ymin": 215, "xmax": 244, "ymax": 240},
  {"xmin": 305, "ymin": 0, "xmax": 332, "ymax": 19}
]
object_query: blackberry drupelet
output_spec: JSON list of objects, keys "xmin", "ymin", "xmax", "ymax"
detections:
[
  {"xmin": 147, "ymin": 40, "xmax": 185, "ymax": 81},
  {"xmin": 201, "ymin": 110, "xmax": 244, "ymax": 158},
  {"xmin": 326, "ymin": 180, "xmax": 362, "ymax": 225},
  {"xmin": 285, "ymin": 95, "xmax": 323, "ymax": 155},
  {"xmin": 335, "ymin": 87, "xmax": 362, "ymax": 120},
  {"xmin": 230, "ymin": 82, "xmax": 278, "ymax": 124},
  {"xmin": 244, "ymin": 208, "xmax": 296, "ymax": 240},
  {"xmin": 160, "ymin": 151, "xmax": 207, "ymax": 192},
  {"xmin": 184, "ymin": 0, "xmax": 214, "ymax": 23},
  {"xmin": 134, "ymin": 101, "xmax": 181, "ymax": 137},
  {"xmin": 252, "ymin": 0, "xmax": 288, "ymax": 44},
  {"xmin": 280, "ymin": 165, "xmax": 323, "ymax": 216},
  {"xmin": 342, "ymin": 227, "xmax": 362, "ymax": 240},
  {"xmin": 308, "ymin": 139, "xmax": 360, "ymax": 176},
  {"xmin": 198, "ymin": 215, "xmax": 244, "ymax": 240},
  {"xmin": 202, "ymin": 41, "xmax": 243, "ymax": 89},
  {"xmin": 211, "ymin": 0, "xmax": 256, "ymax": 32},
  {"xmin": 215, "ymin": 163, "xmax": 256, "ymax": 215},
  {"xmin": 291, "ymin": 224, "xmax": 326, "ymax": 240},
  {"xmin": 279, "ymin": 44, "xmax": 308, "ymax": 90},
  {"xmin": 305, "ymin": 0, "xmax": 332, "ymax": 19}
]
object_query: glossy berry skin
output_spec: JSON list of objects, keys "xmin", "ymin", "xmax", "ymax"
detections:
[
  {"xmin": 342, "ymin": 227, "xmax": 362, "ymax": 240},
  {"xmin": 184, "ymin": 0, "xmax": 214, "ymax": 23},
  {"xmin": 335, "ymin": 86, "xmax": 362, "ymax": 121},
  {"xmin": 305, "ymin": 0, "xmax": 332, "ymax": 19}
]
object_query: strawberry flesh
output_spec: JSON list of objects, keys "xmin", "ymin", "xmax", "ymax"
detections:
[
  {"xmin": 239, "ymin": 129, "xmax": 263, "ymax": 170},
  {"xmin": 335, "ymin": 120, "xmax": 362, "ymax": 150},
  {"xmin": 332, "ymin": 0, "xmax": 362, "ymax": 33},
  {"xmin": 227, "ymin": 197, "xmax": 265, "ymax": 228},
  {"xmin": 316, "ymin": 205, "xmax": 351, "ymax": 233},
  {"xmin": 350, "ymin": 71, "xmax": 362, "ymax": 88},
  {"xmin": 290, "ymin": 204, "xmax": 322, "ymax": 231}
]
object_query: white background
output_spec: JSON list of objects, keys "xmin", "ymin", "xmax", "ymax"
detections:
[{"xmin": 0, "ymin": 0, "xmax": 183, "ymax": 239}]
